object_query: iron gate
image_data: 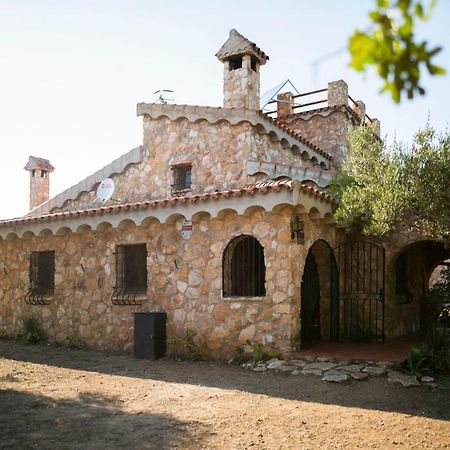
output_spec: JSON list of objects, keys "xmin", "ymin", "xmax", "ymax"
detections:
[{"xmin": 335, "ymin": 241, "xmax": 385, "ymax": 342}]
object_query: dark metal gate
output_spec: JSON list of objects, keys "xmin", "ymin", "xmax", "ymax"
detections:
[{"xmin": 335, "ymin": 241, "xmax": 385, "ymax": 342}]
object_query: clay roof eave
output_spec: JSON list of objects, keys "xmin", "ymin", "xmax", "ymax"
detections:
[{"xmin": 0, "ymin": 180, "xmax": 335, "ymax": 232}]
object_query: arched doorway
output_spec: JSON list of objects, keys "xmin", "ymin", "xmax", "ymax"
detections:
[
  {"xmin": 389, "ymin": 240, "xmax": 450, "ymax": 338},
  {"xmin": 300, "ymin": 240, "xmax": 339, "ymax": 348}
]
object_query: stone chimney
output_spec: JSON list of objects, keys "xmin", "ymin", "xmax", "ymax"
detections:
[
  {"xmin": 216, "ymin": 29, "xmax": 269, "ymax": 110},
  {"xmin": 24, "ymin": 156, "xmax": 55, "ymax": 210}
]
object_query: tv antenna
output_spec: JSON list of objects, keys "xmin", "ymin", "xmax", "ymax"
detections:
[
  {"xmin": 96, "ymin": 178, "xmax": 122, "ymax": 204},
  {"xmin": 153, "ymin": 89, "xmax": 175, "ymax": 104}
]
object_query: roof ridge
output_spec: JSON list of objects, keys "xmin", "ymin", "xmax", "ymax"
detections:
[{"xmin": 28, "ymin": 146, "xmax": 144, "ymax": 217}]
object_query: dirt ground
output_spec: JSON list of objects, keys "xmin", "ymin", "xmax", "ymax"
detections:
[{"xmin": 0, "ymin": 341, "xmax": 449, "ymax": 450}]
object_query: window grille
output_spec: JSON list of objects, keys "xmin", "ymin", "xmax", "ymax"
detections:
[
  {"xmin": 223, "ymin": 235, "xmax": 266, "ymax": 297},
  {"xmin": 111, "ymin": 244, "xmax": 147, "ymax": 305},
  {"xmin": 25, "ymin": 251, "xmax": 55, "ymax": 305},
  {"xmin": 171, "ymin": 164, "xmax": 192, "ymax": 196}
]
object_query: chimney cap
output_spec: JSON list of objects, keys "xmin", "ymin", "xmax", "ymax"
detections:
[
  {"xmin": 24, "ymin": 155, "xmax": 55, "ymax": 172},
  {"xmin": 215, "ymin": 29, "xmax": 269, "ymax": 65}
]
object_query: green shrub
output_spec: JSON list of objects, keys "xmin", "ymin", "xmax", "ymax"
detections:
[
  {"xmin": 0, "ymin": 328, "xmax": 7, "ymax": 339},
  {"xmin": 428, "ymin": 325, "xmax": 450, "ymax": 371},
  {"xmin": 246, "ymin": 340, "xmax": 265, "ymax": 364},
  {"xmin": 438, "ymin": 305, "xmax": 450, "ymax": 329},
  {"xmin": 403, "ymin": 345, "xmax": 429, "ymax": 375},
  {"xmin": 17, "ymin": 318, "xmax": 46, "ymax": 344},
  {"xmin": 403, "ymin": 326, "xmax": 450, "ymax": 374},
  {"xmin": 65, "ymin": 334, "xmax": 85, "ymax": 350},
  {"xmin": 428, "ymin": 267, "xmax": 450, "ymax": 327},
  {"xmin": 167, "ymin": 328, "xmax": 203, "ymax": 361}
]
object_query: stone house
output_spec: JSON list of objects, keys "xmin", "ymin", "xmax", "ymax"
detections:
[{"xmin": 0, "ymin": 29, "xmax": 448, "ymax": 357}]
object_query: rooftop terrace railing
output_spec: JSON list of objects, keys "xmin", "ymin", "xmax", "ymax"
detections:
[{"xmin": 264, "ymin": 86, "xmax": 374, "ymax": 126}]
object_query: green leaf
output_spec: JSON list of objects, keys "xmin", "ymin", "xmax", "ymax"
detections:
[
  {"xmin": 428, "ymin": 64, "xmax": 446, "ymax": 75},
  {"xmin": 415, "ymin": 2, "xmax": 424, "ymax": 18},
  {"xmin": 348, "ymin": 0, "xmax": 445, "ymax": 103}
]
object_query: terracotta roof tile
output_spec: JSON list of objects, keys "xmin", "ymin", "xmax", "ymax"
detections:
[{"xmin": 284, "ymin": 104, "xmax": 363, "ymax": 125}]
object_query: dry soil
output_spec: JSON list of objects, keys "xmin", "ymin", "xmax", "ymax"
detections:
[{"xmin": 0, "ymin": 341, "xmax": 449, "ymax": 449}]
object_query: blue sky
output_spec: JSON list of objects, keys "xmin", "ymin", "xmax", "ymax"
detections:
[{"xmin": 0, "ymin": 0, "xmax": 449, "ymax": 219}]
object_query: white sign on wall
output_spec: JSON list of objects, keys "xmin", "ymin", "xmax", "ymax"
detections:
[{"xmin": 181, "ymin": 219, "xmax": 193, "ymax": 239}]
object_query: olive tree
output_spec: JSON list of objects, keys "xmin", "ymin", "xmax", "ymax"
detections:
[{"xmin": 330, "ymin": 125, "xmax": 450, "ymax": 237}]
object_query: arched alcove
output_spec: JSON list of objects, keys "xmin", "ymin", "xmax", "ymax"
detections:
[
  {"xmin": 388, "ymin": 240, "xmax": 450, "ymax": 337},
  {"xmin": 300, "ymin": 239, "xmax": 338, "ymax": 349}
]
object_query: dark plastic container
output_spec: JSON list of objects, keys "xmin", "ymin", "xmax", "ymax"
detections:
[{"xmin": 134, "ymin": 312, "xmax": 167, "ymax": 359}]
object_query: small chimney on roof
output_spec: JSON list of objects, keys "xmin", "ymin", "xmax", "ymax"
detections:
[{"xmin": 24, "ymin": 156, "xmax": 55, "ymax": 211}]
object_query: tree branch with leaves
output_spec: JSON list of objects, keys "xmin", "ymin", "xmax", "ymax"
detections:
[{"xmin": 349, "ymin": 0, "xmax": 445, "ymax": 102}]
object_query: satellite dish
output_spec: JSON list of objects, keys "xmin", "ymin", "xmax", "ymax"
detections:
[
  {"xmin": 96, "ymin": 178, "xmax": 115, "ymax": 202},
  {"xmin": 153, "ymin": 89, "xmax": 175, "ymax": 104}
]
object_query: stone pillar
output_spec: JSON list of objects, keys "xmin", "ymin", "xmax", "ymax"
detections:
[
  {"xmin": 370, "ymin": 118, "xmax": 381, "ymax": 136},
  {"xmin": 327, "ymin": 80, "xmax": 348, "ymax": 107},
  {"xmin": 242, "ymin": 54, "xmax": 251, "ymax": 70},
  {"xmin": 354, "ymin": 100, "xmax": 366, "ymax": 122},
  {"xmin": 277, "ymin": 92, "xmax": 294, "ymax": 118}
]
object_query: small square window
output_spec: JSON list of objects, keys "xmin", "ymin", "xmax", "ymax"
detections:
[
  {"xmin": 112, "ymin": 244, "xmax": 147, "ymax": 304},
  {"xmin": 30, "ymin": 251, "xmax": 55, "ymax": 293},
  {"xmin": 25, "ymin": 251, "xmax": 55, "ymax": 304},
  {"xmin": 171, "ymin": 164, "xmax": 192, "ymax": 195}
]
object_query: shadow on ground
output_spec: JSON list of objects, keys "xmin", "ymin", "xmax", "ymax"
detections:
[
  {"xmin": 0, "ymin": 388, "xmax": 206, "ymax": 450},
  {"xmin": 1, "ymin": 340, "xmax": 449, "ymax": 422}
]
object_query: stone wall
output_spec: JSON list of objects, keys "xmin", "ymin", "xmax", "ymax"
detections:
[
  {"xmin": 0, "ymin": 208, "xmax": 337, "ymax": 358},
  {"xmin": 54, "ymin": 117, "xmax": 311, "ymax": 213},
  {"xmin": 280, "ymin": 111, "xmax": 351, "ymax": 167},
  {"xmin": 5, "ymin": 206, "xmax": 436, "ymax": 354}
]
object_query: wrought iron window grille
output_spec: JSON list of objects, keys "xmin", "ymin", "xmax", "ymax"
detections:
[
  {"xmin": 223, "ymin": 235, "xmax": 266, "ymax": 297},
  {"xmin": 171, "ymin": 164, "xmax": 192, "ymax": 197},
  {"xmin": 25, "ymin": 251, "xmax": 55, "ymax": 305},
  {"xmin": 111, "ymin": 244, "xmax": 147, "ymax": 306}
]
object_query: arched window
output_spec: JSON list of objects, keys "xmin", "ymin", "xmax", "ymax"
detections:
[{"xmin": 223, "ymin": 235, "xmax": 266, "ymax": 297}]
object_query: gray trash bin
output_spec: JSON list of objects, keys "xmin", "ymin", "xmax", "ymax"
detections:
[{"xmin": 134, "ymin": 312, "xmax": 167, "ymax": 359}]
